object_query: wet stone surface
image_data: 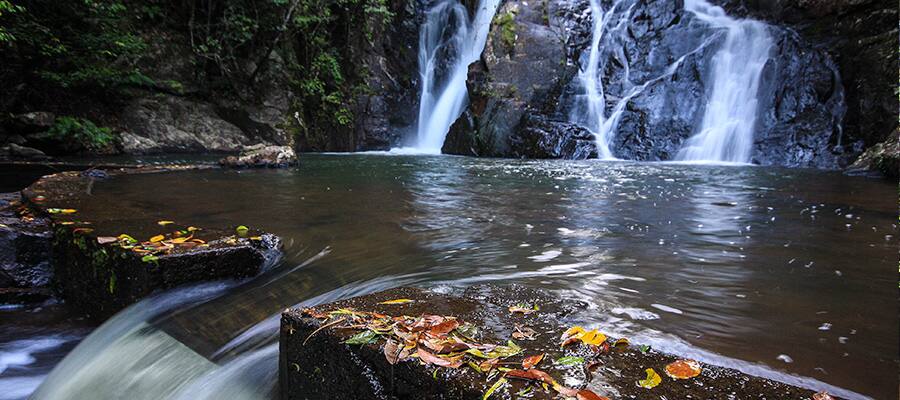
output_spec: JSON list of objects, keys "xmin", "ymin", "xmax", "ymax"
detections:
[
  {"xmin": 18, "ymin": 166, "xmax": 281, "ymax": 320},
  {"xmin": 280, "ymin": 285, "xmax": 820, "ymax": 400}
]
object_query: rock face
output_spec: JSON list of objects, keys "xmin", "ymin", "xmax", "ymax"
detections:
[
  {"xmin": 280, "ymin": 285, "xmax": 820, "ymax": 399},
  {"xmin": 219, "ymin": 144, "xmax": 298, "ymax": 168},
  {"xmin": 447, "ymin": 0, "xmax": 854, "ymax": 168},
  {"xmin": 443, "ymin": 0, "xmax": 590, "ymax": 159}
]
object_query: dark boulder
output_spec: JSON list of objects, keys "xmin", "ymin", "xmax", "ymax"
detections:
[{"xmin": 0, "ymin": 192, "xmax": 52, "ymax": 288}]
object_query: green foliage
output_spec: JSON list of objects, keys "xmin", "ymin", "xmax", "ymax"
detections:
[
  {"xmin": 0, "ymin": 0, "xmax": 151, "ymax": 90},
  {"xmin": 46, "ymin": 116, "xmax": 115, "ymax": 150}
]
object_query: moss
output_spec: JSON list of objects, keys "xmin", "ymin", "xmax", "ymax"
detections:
[{"xmin": 494, "ymin": 9, "xmax": 518, "ymax": 52}]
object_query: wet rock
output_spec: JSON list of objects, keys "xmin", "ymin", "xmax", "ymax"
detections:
[
  {"xmin": 443, "ymin": 0, "xmax": 577, "ymax": 158},
  {"xmin": 21, "ymin": 168, "xmax": 283, "ymax": 320},
  {"xmin": 280, "ymin": 285, "xmax": 820, "ymax": 399},
  {"xmin": 219, "ymin": 144, "xmax": 298, "ymax": 168},
  {"xmin": 4, "ymin": 143, "xmax": 51, "ymax": 161},
  {"xmin": 0, "ymin": 192, "xmax": 52, "ymax": 288},
  {"xmin": 846, "ymin": 127, "xmax": 899, "ymax": 179},
  {"xmin": 511, "ymin": 115, "xmax": 598, "ymax": 159},
  {"xmin": 11, "ymin": 112, "xmax": 56, "ymax": 134}
]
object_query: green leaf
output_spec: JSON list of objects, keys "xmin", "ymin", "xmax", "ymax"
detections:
[
  {"xmin": 236, "ymin": 225, "xmax": 249, "ymax": 237},
  {"xmin": 639, "ymin": 345, "xmax": 650, "ymax": 354},
  {"xmin": 344, "ymin": 330, "xmax": 378, "ymax": 345},
  {"xmin": 456, "ymin": 322, "xmax": 478, "ymax": 339},
  {"xmin": 141, "ymin": 255, "xmax": 159, "ymax": 263},
  {"xmin": 483, "ymin": 377, "xmax": 507, "ymax": 400},
  {"xmin": 554, "ymin": 356, "xmax": 585, "ymax": 366}
]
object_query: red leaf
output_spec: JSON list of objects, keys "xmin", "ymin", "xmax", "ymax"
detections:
[
  {"xmin": 429, "ymin": 319, "xmax": 460, "ymax": 336},
  {"xmin": 506, "ymin": 369, "xmax": 555, "ymax": 386}
]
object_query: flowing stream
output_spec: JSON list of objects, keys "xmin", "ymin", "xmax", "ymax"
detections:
[
  {"xmin": 411, "ymin": 0, "xmax": 500, "ymax": 153},
  {"xmin": 2, "ymin": 155, "xmax": 896, "ymax": 399}
]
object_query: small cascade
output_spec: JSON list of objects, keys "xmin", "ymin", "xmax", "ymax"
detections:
[
  {"xmin": 412, "ymin": 0, "xmax": 500, "ymax": 153},
  {"xmin": 675, "ymin": 0, "xmax": 773, "ymax": 163},
  {"xmin": 568, "ymin": 0, "xmax": 630, "ymax": 160}
]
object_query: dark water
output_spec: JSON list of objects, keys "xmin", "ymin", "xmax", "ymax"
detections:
[{"xmin": 3, "ymin": 154, "xmax": 897, "ymax": 399}]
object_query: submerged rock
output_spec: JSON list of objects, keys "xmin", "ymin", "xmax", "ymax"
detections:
[
  {"xmin": 219, "ymin": 144, "xmax": 298, "ymax": 168},
  {"xmin": 281, "ymin": 285, "xmax": 821, "ymax": 399},
  {"xmin": 1, "ymin": 143, "xmax": 51, "ymax": 161}
]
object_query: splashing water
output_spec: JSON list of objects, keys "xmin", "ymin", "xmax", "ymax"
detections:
[
  {"xmin": 410, "ymin": 0, "xmax": 500, "ymax": 153},
  {"xmin": 675, "ymin": 0, "xmax": 773, "ymax": 163}
]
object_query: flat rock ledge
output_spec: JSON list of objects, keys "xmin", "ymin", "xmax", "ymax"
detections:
[
  {"xmin": 16, "ymin": 166, "xmax": 281, "ymax": 320},
  {"xmin": 280, "ymin": 285, "xmax": 826, "ymax": 400},
  {"xmin": 220, "ymin": 144, "xmax": 298, "ymax": 168}
]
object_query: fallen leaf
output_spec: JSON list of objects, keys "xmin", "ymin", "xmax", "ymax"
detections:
[
  {"xmin": 378, "ymin": 298, "xmax": 415, "ymax": 305},
  {"xmin": 639, "ymin": 344, "xmax": 650, "ymax": 353},
  {"xmin": 812, "ymin": 392, "xmax": 835, "ymax": 400},
  {"xmin": 456, "ymin": 322, "xmax": 478, "ymax": 339},
  {"xmin": 97, "ymin": 236, "xmax": 118, "ymax": 244},
  {"xmin": 508, "ymin": 303, "xmax": 539, "ymax": 315},
  {"xmin": 141, "ymin": 255, "xmax": 159, "ymax": 263},
  {"xmin": 187, "ymin": 226, "xmax": 200, "ymax": 232},
  {"xmin": 344, "ymin": 330, "xmax": 379, "ymax": 345},
  {"xmin": 149, "ymin": 235, "xmax": 165, "ymax": 243},
  {"xmin": 72, "ymin": 227, "xmax": 93, "ymax": 234},
  {"xmin": 506, "ymin": 369, "xmax": 556, "ymax": 386},
  {"xmin": 429, "ymin": 319, "xmax": 459, "ymax": 336},
  {"xmin": 576, "ymin": 390, "xmax": 610, "ymax": 400},
  {"xmin": 614, "ymin": 338, "xmax": 629, "ymax": 347},
  {"xmin": 664, "ymin": 359, "xmax": 701, "ymax": 379},
  {"xmin": 579, "ymin": 330, "xmax": 607, "ymax": 346},
  {"xmin": 554, "ymin": 356, "xmax": 584, "ymax": 366},
  {"xmin": 482, "ymin": 377, "xmax": 507, "ymax": 400},
  {"xmin": 157, "ymin": 220, "xmax": 174, "ymax": 226},
  {"xmin": 637, "ymin": 368, "xmax": 662, "ymax": 389},
  {"xmin": 417, "ymin": 347, "xmax": 462, "ymax": 368},
  {"xmin": 47, "ymin": 208, "xmax": 77, "ymax": 214},
  {"xmin": 33, "ymin": 195, "xmax": 46, "ymax": 202},
  {"xmin": 383, "ymin": 339, "xmax": 401, "ymax": 364},
  {"xmin": 235, "ymin": 225, "xmax": 249, "ymax": 237},
  {"xmin": 512, "ymin": 324, "xmax": 537, "ymax": 340},
  {"xmin": 522, "ymin": 353, "xmax": 544, "ymax": 369}
]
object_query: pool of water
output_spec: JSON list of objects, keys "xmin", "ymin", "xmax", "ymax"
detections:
[{"xmin": 4, "ymin": 154, "xmax": 898, "ymax": 399}]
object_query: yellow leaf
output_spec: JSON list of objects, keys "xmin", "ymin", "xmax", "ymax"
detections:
[
  {"xmin": 638, "ymin": 368, "xmax": 662, "ymax": 389},
  {"xmin": 170, "ymin": 237, "xmax": 189, "ymax": 244},
  {"xmin": 149, "ymin": 235, "xmax": 165, "ymax": 243},
  {"xmin": 186, "ymin": 226, "xmax": 200, "ymax": 232},
  {"xmin": 579, "ymin": 330, "xmax": 607, "ymax": 346},
  {"xmin": 482, "ymin": 377, "xmax": 507, "ymax": 400},
  {"xmin": 562, "ymin": 326, "xmax": 585, "ymax": 338},
  {"xmin": 614, "ymin": 338, "xmax": 630, "ymax": 347},
  {"xmin": 378, "ymin": 298, "xmax": 415, "ymax": 305},
  {"xmin": 157, "ymin": 220, "xmax": 175, "ymax": 226}
]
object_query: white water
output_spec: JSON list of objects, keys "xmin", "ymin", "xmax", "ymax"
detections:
[
  {"xmin": 409, "ymin": 0, "xmax": 500, "ymax": 153},
  {"xmin": 568, "ymin": 0, "xmax": 629, "ymax": 159},
  {"xmin": 675, "ymin": 0, "xmax": 773, "ymax": 163}
]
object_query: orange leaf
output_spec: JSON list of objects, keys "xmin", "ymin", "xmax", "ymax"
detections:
[
  {"xmin": 576, "ymin": 390, "xmax": 610, "ymax": 400},
  {"xmin": 664, "ymin": 359, "xmax": 701, "ymax": 379},
  {"xmin": 812, "ymin": 392, "xmax": 835, "ymax": 400},
  {"xmin": 522, "ymin": 353, "xmax": 544, "ymax": 369}
]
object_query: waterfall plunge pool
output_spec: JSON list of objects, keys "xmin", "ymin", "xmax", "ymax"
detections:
[{"xmin": 2, "ymin": 154, "xmax": 897, "ymax": 399}]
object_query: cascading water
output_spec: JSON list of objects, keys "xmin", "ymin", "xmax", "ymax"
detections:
[
  {"xmin": 411, "ymin": 0, "xmax": 500, "ymax": 153},
  {"xmin": 675, "ymin": 0, "xmax": 773, "ymax": 163},
  {"xmin": 568, "ymin": 0, "xmax": 624, "ymax": 160}
]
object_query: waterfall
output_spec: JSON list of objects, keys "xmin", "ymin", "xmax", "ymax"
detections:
[
  {"xmin": 568, "ymin": 0, "xmax": 629, "ymax": 160},
  {"xmin": 675, "ymin": 0, "xmax": 773, "ymax": 163},
  {"xmin": 411, "ymin": 0, "xmax": 500, "ymax": 153}
]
